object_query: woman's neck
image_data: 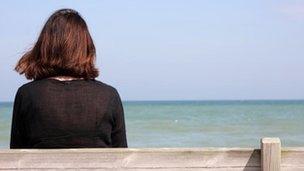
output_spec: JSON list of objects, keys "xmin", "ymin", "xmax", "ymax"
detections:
[{"xmin": 48, "ymin": 76, "xmax": 84, "ymax": 81}]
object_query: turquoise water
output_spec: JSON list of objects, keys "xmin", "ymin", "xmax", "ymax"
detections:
[{"xmin": 1, "ymin": 100, "xmax": 304, "ymax": 148}]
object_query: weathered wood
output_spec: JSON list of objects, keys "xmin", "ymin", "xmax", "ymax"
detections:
[
  {"xmin": 1, "ymin": 137, "xmax": 304, "ymax": 170},
  {"xmin": 0, "ymin": 148, "xmax": 260, "ymax": 170},
  {"xmin": 261, "ymin": 138, "xmax": 281, "ymax": 171},
  {"xmin": 281, "ymin": 147, "xmax": 304, "ymax": 171}
]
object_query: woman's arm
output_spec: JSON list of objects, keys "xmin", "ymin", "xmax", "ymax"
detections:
[
  {"xmin": 110, "ymin": 89, "xmax": 128, "ymax": 148},
  {"xmin": 10, "ymin": 89, "xmax": 27, "ymax": 148}
]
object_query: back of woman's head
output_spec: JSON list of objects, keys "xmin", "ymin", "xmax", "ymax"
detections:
[{"xmin": 15, "ymin": 9, "xmax": 99, "ymax": 80}]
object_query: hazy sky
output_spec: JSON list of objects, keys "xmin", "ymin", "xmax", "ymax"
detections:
[{"xmin": 1, "ymin": 0, "xmax": 304, "ymax": 101}]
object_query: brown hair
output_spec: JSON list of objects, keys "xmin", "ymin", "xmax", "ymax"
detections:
[{"xmin": 15, "ymin": 9, "xmax": 99, "ymax": 80}]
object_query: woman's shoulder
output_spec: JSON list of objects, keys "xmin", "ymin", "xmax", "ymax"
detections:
[
  {"xmin": 16, "ymin": 79, "xmax": 52, "ymax": 92},
  {"xmin": 91, "ymin": 79, "xmax": 115, "ymax": 89},
  {"xmin": 17, "ymin": 78, "xmax": 119, "ymax": 97},
  {"xmin": 90, "ymin": 79, "xmax": 120, "ymax": 97},
  {"xmin": 16, "ymin": 80, "xmax": 42, "ymax": 94}
]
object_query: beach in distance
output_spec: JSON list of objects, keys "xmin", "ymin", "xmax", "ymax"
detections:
[{"xmin": 1, "ymin": 100, "xmax": 304, "ymax": 148}]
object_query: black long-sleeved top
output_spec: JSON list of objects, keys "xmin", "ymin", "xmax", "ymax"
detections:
[{"xmin": 10, "ymin": 78, "xmax": 127, "ymax": 148}]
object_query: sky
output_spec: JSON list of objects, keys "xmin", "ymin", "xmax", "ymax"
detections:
[{"xmin": 1, "ymin": 0, "xmax": 304, "ymax": 101}]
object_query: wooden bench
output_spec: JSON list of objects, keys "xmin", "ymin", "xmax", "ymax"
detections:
[{"xmin": 0, "ymin": 138, "xmax": 303, "ymax": 170}]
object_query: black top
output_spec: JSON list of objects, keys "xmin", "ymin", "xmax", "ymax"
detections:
[{"xmin": 10, "ymin": 78, "xmax": 127, "ymax": 148}]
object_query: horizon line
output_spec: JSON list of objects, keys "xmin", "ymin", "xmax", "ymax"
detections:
[{"xmin": 1, "ymin": 99, "xmax": 304, "ymax": 103}]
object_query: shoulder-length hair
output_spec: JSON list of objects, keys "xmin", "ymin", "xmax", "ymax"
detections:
[{"xmin": 15, "ymin": 9, "xmax": 99, "ymax": 80}]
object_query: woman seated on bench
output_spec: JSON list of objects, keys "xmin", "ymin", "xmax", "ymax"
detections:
[{"xmin": 10, "ymin": 9, "xmax": 127, "ymax": 148}]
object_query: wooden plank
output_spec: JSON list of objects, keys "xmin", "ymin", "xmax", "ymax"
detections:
[
  {"xmin": 261, "ymin": 138, "xmax": 281, "ymax": 171},
  {"xmin": 2, "ymin": 138, "xmax": 304, "ymax": 170},
  {"xmin": 0, "ymin": 148, "xmax": 260, "ymax": 170},
  {"xmin": 281, "ymin": 147, "xmax": 304, "ymax": 171},
  {"xmin": 0, "ymin": 168, "xmax": 260, "ymax": 171}
]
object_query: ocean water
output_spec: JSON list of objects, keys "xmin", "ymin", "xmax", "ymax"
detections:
[{"xmin": 1, "ymin": 100, "xmax": 304, "ymax": 148}]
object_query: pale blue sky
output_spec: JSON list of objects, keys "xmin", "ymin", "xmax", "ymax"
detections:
[{"xmin": 1, "ymin": 0, "xmax": 304, "ymax": 101}]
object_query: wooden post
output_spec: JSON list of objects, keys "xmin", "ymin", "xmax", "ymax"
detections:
[{"xmin": 261, "ymin": 137, "xmax": 281, "ymax": 171}]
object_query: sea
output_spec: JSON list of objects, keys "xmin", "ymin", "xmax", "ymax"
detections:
[{"xmin": 1, "ymin": 100, "xmax": 304, "ymax": 148}]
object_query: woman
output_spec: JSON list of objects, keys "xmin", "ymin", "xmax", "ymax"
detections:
[{"xmin": 10, "ymin": 9, "xmax": 127, "ymax": 148}]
